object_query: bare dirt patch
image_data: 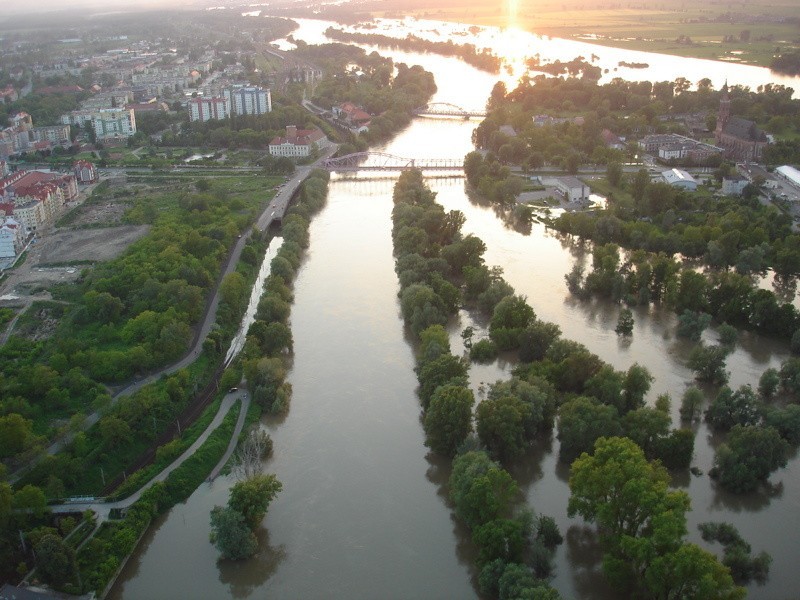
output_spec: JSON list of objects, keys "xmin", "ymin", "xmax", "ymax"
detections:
[{"xmin": 39, "ymin": 225, "xmax": 149, "ymax": 264}]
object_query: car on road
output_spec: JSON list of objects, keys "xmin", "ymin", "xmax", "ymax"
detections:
[{"xmin": 229, "ymin": 387, "xmax": 238, "ymax": 393}]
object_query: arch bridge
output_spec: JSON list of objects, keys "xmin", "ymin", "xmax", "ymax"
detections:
[
  {"xmin": 322, "ymin": 152, "xmax": 464, "ymax": 172},
  {"xmin": 413, "ymin": 102, "xmax": 487, "ymax": 118}
]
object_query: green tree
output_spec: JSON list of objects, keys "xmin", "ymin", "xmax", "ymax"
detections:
[
  {"xmin": 712, "ymin": 425, "xmax": 789, "ymax": 493},
  {"xmin": 449, "ymin": 451, "xmax": 518, "ymax": 528},
  {"xmin": 606, "ymin": 161, "xmax": 623, "ymax": 187},
  {"xmin": 473, "ymin": 518, "xmax": 526, "ymax": 564},
  {"xmin": 758, "ymin": 368, "xmax": 780, "ymax": 400},
  {"xmin": 34, "ymin": 533, "xmax": 78, "ymax": 588},
  {"xmin": 615, "ymin": 308, "xmax": 634, "ymax": 335},
  {"xmin": 688, "ymin": 344, "xmax": 730, "ymax": 385},
  {"xmin": 622, "ymin": 363, "xmax": 653, "ymax": 414},
  {"xmin": 676, "ymin": 310, "xmax": 712, "ymax": 341},
  {"xmin": 489, "ymin": 294, "xmax": 536, "ymax": 350},
  {"xmin": 424, "ymin": 385, "xmax": 474, "ymax": 456},
  {"xmin": 476, "ymin": 394, "xmax": 532, "ymax": 461},
  {"xmin": 680, "ymin": 386, "xmax": 705, "ymax": 422},
  {"xmin": 705, "ymin": 385, "xmax": 762, "ymax": 432},
  {"xmin": 228, "ymin": 473, "xmax": 282, "ymax": 530},
  {"xmin": 569, "ymin": 437, "xmax": 743, "ymax": 598},
  {"xmin": 99, "ymin": 416, "xmax": 133, "ymax": 449},
  {"xmin": 417, "ymin": 353, "xmax": 468, "ymax": 409},
  {"xmin": 0, "ymin": 413, "xmax": 34, "ymax": 458},
  {"xmin": 518, "ymin": 321, "xmax": 561, "ymax": 362},
  {"xmin": 209, "ymin": 506, "xmax": 257, "ymax": 560},
  {"xmin": 557, "ymin": 397, "xmax": 621, "ymax": 463}
]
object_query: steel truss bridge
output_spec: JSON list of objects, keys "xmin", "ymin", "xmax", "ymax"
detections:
[
  {"xmin": 413, "ymin": 102, "xmax": 487, "ymax": 118},
  {"xmin": 322, "ymin": 152, "xmax": 464, "ymax": 172}
]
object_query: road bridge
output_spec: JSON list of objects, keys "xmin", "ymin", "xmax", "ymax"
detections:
[
  {"xmin": 413, "ymin": 102, "xmax": 486, "ymax": 118},
  {"xmin": 322, "ymin": 152, "xmax": 464, "ymax": 172}
]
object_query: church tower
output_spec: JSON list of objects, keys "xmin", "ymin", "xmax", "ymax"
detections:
[{"xmin": 716, "ymin": 81, "xmax": 730, "ymax": 142}]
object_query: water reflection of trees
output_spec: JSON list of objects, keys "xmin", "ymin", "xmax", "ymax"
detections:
[
  {"xmin": 710, "ymin": 480, "xmax": 783, "ymax": 512},
  {"xmin": 216, "ymin": 528, "xmax": 286, "ymax": 598},
  {"xmin": 564, "ymin": 525, "xmax": 616, "ymax": 600}
]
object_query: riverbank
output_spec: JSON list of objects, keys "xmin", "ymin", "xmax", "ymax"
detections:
[{"xmin": 392, "ymin": 0, "xmax": 800, "ymax": 69}]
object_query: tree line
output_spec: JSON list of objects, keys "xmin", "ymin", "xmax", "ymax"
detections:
[{"xmin": 391, "ymin": 169, "xmax": 750, "ymax": 598}]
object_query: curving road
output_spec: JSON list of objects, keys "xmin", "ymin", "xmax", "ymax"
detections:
[
  {"xmin": 49, "ymin": 390, "xmax": 250, "ymax": 521},
  {"xmin": 10, "ymin": 146, "xmax": 339, "ymax": 481}
]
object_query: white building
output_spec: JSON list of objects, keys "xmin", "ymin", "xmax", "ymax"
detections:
[
  {"xmin": 61, "ymin": 108, "xmax": 137, "ymax": 140},
  {"xmin": 224, "ymin": 86, "xmax": 271, "ymax": 116},
  {"xmin": 776, "ymin": 165, "xmax": 800, "ymax": 189},
  {"xmin": 0, "ymin": 217, "xmax": 26, "ymax": 258},
  {"xmin": 268, "ymin": 126, "xmax": 327, "ymax": 158},
  {"xmin": 661, "ymin": 168, "xmax": 698, "ymax": 191},
  {"xmin": 554, "ymin": 176, "xmax": 590, "ymax": 203},
  {"xmin": 722, "ymin": 176, "xmax": 748, "ymax": 196},
  {"xmin": 188, "ymin": 97, "xmax": 230, "ymax": 122}
]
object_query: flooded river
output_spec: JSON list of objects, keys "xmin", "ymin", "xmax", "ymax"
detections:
[{"xmin": 112, "ymin": 20, "xmax": 799, "ymax": 600}]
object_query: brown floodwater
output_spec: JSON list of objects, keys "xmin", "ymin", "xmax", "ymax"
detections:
[{"xmin": 111, "ymin": 24, "xmax": 800, "ymax": 600}]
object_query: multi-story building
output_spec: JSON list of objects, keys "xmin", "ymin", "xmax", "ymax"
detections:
[
  {"xmin": 0, "ymin": 217, "xmax": 26, "ymax": 259},
  {"xmin": 224, "ymin": 85, "xmax": 271, "ymax": 116},
  {"xmin": 61, "ymin": 108, "xmax": 137, "ymax": 140},
  {"xmin": 268, "ymin": 125, "xmax": 327, "ymax": 158},
  {"xmin": 188, "ymin": 97, "xmax": 230, "ymax": 122},
  {"xmin": 0, "ymin": 170, "xmax": 77, "ymax": 230}
]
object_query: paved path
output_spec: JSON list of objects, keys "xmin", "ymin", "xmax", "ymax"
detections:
[
  {"xmin": 49, "ymin": 390, "xmax": 248, "ymax": 522},
  {"xmin": 207, "ymin": 395, "xmax": 251, "ymax": 482}
]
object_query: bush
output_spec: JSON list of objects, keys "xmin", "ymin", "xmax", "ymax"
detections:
[{"xmin": 470, "ymin": 339, "xmax": 498, "ymax": 362}]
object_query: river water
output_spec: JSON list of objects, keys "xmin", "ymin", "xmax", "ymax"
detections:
[{"xmin": 112, "ymin": 22, "xmax": 800, "ymax": 600}]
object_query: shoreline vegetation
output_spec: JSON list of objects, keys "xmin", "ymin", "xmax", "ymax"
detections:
[
  {"xmin": 390, "ymin": 170, "xmax": 748, "ymax": 598},
  {"xmin": 323, "ymin": 26, "xmax": 501, "ymax": 73}
]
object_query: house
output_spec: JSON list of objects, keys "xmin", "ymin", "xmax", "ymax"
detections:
[
  {"xmin": 268, "ymin": 126, "xmax": 327, "ymax": 158},
  {"xmin": 601, "ymin": 129, "xmax": 625, "ymax": 150},
  {"xmin": 74, "ymin": 160, "xmax": 98, "ymax": 184},
  {"xmin": 662, "ymin": 168, "xmax": 698, "ymax": 191},
  {"xmin": 722, "ymin": 176, "xmax": 748, "ymax": 196},
  {"xmin": 715, "ymin": 83, "xmax": 768, "ymax": 162},
  {"xmin": 498, "ymin": 125, "xmax": 517, "ymax": 138},
  {"xmin": 0, "ymin": 217, "xmax": 26, "ymax": 258},
  {"xmin": 554, "ymin": 176, "xmax": 590, "ymax": 203},
  {"xmin": 332, "ymin": 102, "xmax": 372, "ymax": 131}
]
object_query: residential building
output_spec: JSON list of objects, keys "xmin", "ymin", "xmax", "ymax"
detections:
[
  {"xmin": 32, "ymin": 124, "xmax": 71, "ymax": 145},
  {"xmin": 639, "ymin": 133, "xmax": 722, "ymax": 163},
  {"xmin": 554, "ymin": 176, "xmax": 590, "ymax": 203},
  {"xmin": 188, "ymin": 97, "xmax": 230, "ymax": 122},
  {"xmin": 74, "ymin": 160, "xmax": 98, "ymax": 184},
  {"xmin": 662, "ymin": 168, "xmax": 698, "ymax": 191},
  {"xmin": 0, "ymin": 217, "xmax": 26, "ymax": 258},
  {"xmin": 715, "ymin": 83, "xmax": 768, "ymax": 162},
  {"xmin": 722, "ymin": 176, "xmax": 748, "ymax": 196},
  {"xmin": 332, "ymin": 102, "xmax": 372, "ymax": 131},
  {"xmin": 0, "ymin": 170, "xmax": 77, "ymax": 229},
  {"xmin": 601, "ymin": 129, "xmax": 625, "ymax": 150},
  {"xmin": 268, "ymin": 125, "xmax": 327, "ymax": 158},
  {"xmin": 224, "ymin": 86, "xmax": 271, "ymax": 116},
  {"xmin": 61, "ymin": 108, "xmax": 137, "ymax": 140}
]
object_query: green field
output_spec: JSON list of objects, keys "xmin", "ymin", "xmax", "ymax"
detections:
[{"xmin": 380, "ymin": 0, "xmax": 800, "ymax": 67}]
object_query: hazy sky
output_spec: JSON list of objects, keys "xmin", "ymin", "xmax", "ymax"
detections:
[{"xmin": 3, "ymin": 0, "xmax": 200, "ymax": 17}]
